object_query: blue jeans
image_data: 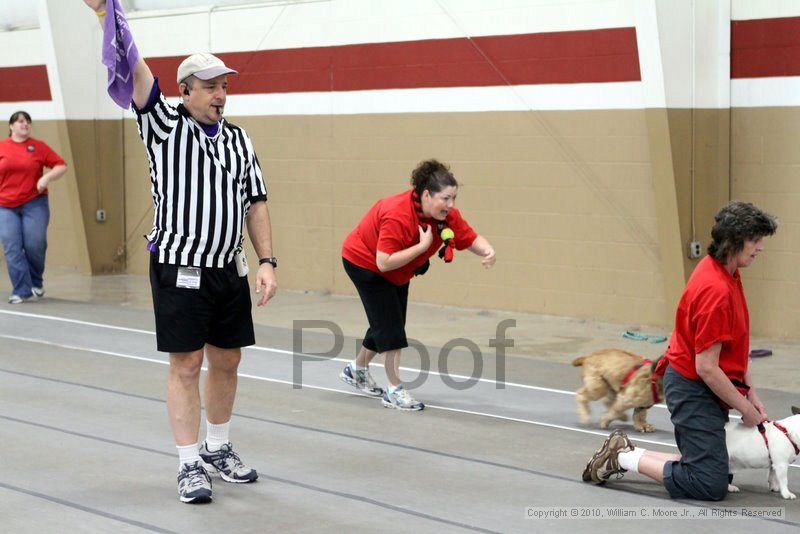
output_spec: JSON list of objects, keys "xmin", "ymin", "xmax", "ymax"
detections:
[{"xmin": 0, "ymin": 195, "xmax": 50, "ymax": 298}]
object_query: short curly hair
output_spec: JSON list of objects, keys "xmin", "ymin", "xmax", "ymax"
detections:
[
  {"xmin": 410, "ymin": 159, "xmax": 458, "ymax": 196},
  {"xmin": 707, "ymin": 201, "xmax": 778, "ymax": 262}
]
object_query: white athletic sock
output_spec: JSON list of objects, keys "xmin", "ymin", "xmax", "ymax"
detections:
[
  {"xmin": 388, "ymin": 383, "xmax": 403, "ymax": 394},
  {"xmin": 618, "ymin": 448, "xmax": 645, "ymax": 473},
  {"xmin": 177, "ymin": 443, "xmax": 201, "ymax": 469},
  {"xmin": 352, "ymin": 360, "xmax": 367, "ymax": 372},
  {"xmin": 205, "ymin": 420, "xmax": 230, "ymax": 451}
]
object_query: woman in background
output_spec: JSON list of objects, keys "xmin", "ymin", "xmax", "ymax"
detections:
[{"xmin": 0, "ymin": 111, "xmax": 67, "ymax": 303}]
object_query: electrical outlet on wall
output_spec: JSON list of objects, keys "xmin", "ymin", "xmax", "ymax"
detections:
[
  {"xmin": 96, "ymin": 209, "xmax": 106, "ymax": 222},
  {"xmin": 688, "ymin": 240, "xmax": 702, "ymax": 259}
]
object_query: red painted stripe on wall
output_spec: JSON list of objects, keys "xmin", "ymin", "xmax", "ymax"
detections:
[
  {"xmin": 0, "ymin": 65, "xmax": 51, "ymax": 102},
  {"xmin": 149, "ymin": 27, "xmax": 640, "ymax": 96},
  {"xmin": 732, "ymin": 16, "xmax": 800, "ymax": 78}
]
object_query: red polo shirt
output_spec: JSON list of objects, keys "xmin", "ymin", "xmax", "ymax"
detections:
[
  {"xmin": 0, "ymin": 137, "xmax": 65, "ymax": 208},
  {"xmin": 666, "ymin": 255, "xmax": 750, "ymax": 383},
  {"xmin": 342, "ymin": 189, "xmax": 478, "ymax": 286}
]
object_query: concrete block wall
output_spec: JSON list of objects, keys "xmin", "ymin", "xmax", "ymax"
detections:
[{"xmin": 1, "ymin": 0, "xmax": 799, "ymax": 336}]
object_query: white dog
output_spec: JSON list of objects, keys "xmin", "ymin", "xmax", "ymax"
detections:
[{"xmin": 726, "ymin": 407, "xmax": 800, "ymax": 499}]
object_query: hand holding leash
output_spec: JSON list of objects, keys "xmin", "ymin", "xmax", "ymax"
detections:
[
  {"xmin": 742, "ymin": 403, "xmax": 767, "ymax": 427},
  {"xmin": 747, "ymin": 388, "xmax": 768, "ymax": 419}
]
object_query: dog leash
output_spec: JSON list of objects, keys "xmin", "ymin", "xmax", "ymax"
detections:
[
  {"xmin": 622, "ymin": 330, "xmax": 668, "ymax": 344},
  {"xmin": 757, "ymin": 421, "xmax": 800, "ymax": 455}
]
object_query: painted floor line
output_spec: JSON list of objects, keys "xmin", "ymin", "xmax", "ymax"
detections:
[
  {"xmin": 5, "ymin": 333, "xmax": 797, "ymax": 469},
  {"xmin": 0, "ymin": 332, "xmax": 677, "ymax": 449},
  {"xmin": 0, "ymin": 308, "xmax": 666, "ymax": 404}
]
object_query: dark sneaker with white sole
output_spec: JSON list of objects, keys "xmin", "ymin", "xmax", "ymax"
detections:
[
  {"xmin": 178, "ymin": 461, "xmax": 212, "ymax": 503},
  {"xmin": 199, "ymin": 441, "xmax": 258, "ymax": 483}
]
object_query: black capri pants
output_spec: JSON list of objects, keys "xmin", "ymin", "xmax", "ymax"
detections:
[
  {"xmin": 343, "ymin": 258, "xmax": 409, "ymax": 353},
  {"xmin": 662, "ymin": 364, "xmax": 730, "ymax": 501}
]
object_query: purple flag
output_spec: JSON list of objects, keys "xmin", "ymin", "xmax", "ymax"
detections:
[{"xmin": 101, "ymin": 0, "xmax": 139, "ymax": 109}]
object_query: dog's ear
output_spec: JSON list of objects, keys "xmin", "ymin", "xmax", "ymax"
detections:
[{"xmin": 792, "ymin": 406, "xmax": 800, "ymax": 415}]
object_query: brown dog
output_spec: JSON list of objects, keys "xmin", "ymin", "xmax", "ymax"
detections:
[{"xmin": 572, "ymin": 349, "xmax": 664, "ymax": 432}]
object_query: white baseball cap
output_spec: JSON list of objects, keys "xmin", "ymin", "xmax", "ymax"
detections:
[{"xmin": 176, "ymin": 53, "xmax": 237, "ymax": 84}]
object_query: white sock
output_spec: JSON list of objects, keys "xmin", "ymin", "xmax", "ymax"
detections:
[
  {"xmin": 618, "ymin": 448, "xmax": 645, "ymax": 473},
  {"xmin": 388, "ymin": 383, "xmax": 403, "ymax": 394},
  {"xmin": 352, "ymin": 360, "xmax": 367, "ymax": 372},
  {"xmin": 205, "ymin": 420, "xmax": 230, "ymax": 451},
  {"xmin": 177, "ymin": 443, "xmax": 201, "ymax": 469}
]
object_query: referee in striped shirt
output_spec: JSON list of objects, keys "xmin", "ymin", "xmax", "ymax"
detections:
[{"xmin": 87, "ymin": 0, "xmax": 276, "ymax": 505}]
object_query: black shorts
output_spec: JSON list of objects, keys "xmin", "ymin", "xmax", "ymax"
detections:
[
  {"xmin": 343, "ymin": 258, "xmax": 409, "ymax": 353},
  {"xmin": 149, "ymin": 254, "xmax": 255, "ymax": 353}
]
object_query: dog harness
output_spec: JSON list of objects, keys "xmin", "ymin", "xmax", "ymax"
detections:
[
  {"xmin": 620, "ymin": 358, "xmax": 661, "ymax": 404},
  {"xmin": 757, "ymin": 421, "xmax": 800, "ymax": 456}
]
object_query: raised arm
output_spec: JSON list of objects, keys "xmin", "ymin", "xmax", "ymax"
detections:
[
  {"xmin": 84, "ymin": 0, "xmax": 154, "ymax": 109},
  {"xmin": 131, "ymin": 57, "xmax": 155, "ymax": 109}
]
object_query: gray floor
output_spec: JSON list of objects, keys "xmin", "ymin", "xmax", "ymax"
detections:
[{"xmin": 1, "ymin": 295, "xmax": 799, "ymax": 533}]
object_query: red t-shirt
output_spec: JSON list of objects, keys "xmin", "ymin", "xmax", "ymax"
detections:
[
  {"xmin": 666, "ymin": 255, "xmax": 750, "ymax": 383},
  {"xmin": 342, "ymin": 189, "xmax": 478, "ymax": 285},
  {"xmin": 0, "ymin": 137, "xmax": 65, "ymax": 207}
]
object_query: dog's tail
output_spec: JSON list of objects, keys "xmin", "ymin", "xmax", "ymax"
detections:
[{"xmin": 571, "ymin": 356, "xmax": 586, "ymax": 367}]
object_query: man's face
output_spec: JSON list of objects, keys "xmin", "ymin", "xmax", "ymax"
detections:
[{"xmin": 182, "ymin": 74, "xmax": 228, "ymax": 125}]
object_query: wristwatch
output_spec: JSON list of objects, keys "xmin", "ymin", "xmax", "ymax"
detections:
[{"xmin": 259, "ymin": 257, "xmax": 278, "ymax": 268}]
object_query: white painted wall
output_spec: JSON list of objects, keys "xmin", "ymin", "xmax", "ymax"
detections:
[
  {"xmin": 1, "ymin": 0, "xmax": 646, "ymax": 119},
  {"xmin": 2, "ymin": 0, "xmax": 794, "ymax": 118},
  {"xmin": 732, "ymin": 0, "xmax": 800, "ymax": 20}
]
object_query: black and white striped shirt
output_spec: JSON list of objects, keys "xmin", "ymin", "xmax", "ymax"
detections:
[{"xmin": 134, "ymin": 84, "xmax": 267, "ymax": 268}]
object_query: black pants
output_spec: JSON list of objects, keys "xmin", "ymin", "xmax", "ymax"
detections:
[
  {"xmin": 662, "ymin": 365, "xmax": 730, "ymax": 501},
  {"xmin": 343, "ymin": 258, "xmax": 409, "ymax": 353}
]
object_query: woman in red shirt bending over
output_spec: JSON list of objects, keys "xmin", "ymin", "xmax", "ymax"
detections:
[
  {"xmin": 0, "ymin": 111, "xmax": 67, "ymax": 303},
  {"xmin": 583, "ymin": 201, "xmax": 777, "ymax": 501},
  {"xmin": 340, "ymin": 159, "xmax": 496, "ymax": 411}
]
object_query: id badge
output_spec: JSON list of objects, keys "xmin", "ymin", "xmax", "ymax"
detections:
[
  {"xmin": 176, "ymin": 266, "xmax": 201, "ymax": 289},
  {"xmin": 235, "ymin": 252, "xmax": 249, "ymax": 277}
]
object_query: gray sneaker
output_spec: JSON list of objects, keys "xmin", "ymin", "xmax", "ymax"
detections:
[
  {"xmin": 177, "ymin": 461, "xmax": 212, "ymax": 503},
  {"xmin": 199, "ymin": 441, "xmax": 258, "ymax": 483},
  {"xmin": 31, "ymin": 287, "xmax": 44, "ymax": 298},
  {"xmin": 582, "ymin": 429, "xmax": 634, "ymax": 484},
  {"xmin": 381, "ymin": 385, "xmax": 425, "ymax": 411},
  {"xmin": 339, "ymin": 364, "xmax": 384, "ymax": 397}
]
